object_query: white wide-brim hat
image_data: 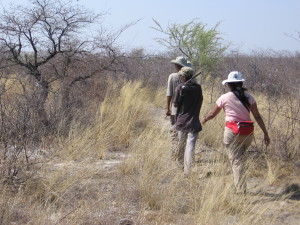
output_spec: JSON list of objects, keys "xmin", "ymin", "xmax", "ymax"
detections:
[
  {"xmin": 171, "ymin": 56, "xmax": 190, "ymax": 67},
  {"xmin": 222, "ymin": 71, "xmax": 245, "ymax": 85}
]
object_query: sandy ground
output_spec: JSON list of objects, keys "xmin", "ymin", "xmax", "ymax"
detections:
[
  {"xmin": 103, "ymin": 108, "xmax": 300, "ymax": 224},
  {"xmin": 43, "ymin": 107, "xmax": 300, "ymax": 225}
]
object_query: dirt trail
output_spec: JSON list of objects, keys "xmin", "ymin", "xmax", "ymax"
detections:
[
  {"xmin": 47, "ymin": 106, "xmax": 300, "ymax": 225},
  {"xmin": 101, "ymin": 106, "xmax": 300, "ymax": 224}
]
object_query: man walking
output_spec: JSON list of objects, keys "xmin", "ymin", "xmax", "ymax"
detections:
[
  {"xmin": 166, "ymin": 56, "xmax": 191, "ymax": 160},
  {"xmin": 173, "ymin": 67, "xmax": 203, "ymax": 174}
]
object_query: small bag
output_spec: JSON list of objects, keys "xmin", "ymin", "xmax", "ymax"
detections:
[{"xmin": 226, "ymin": 121, "xmax": 254, "ymax": 135}]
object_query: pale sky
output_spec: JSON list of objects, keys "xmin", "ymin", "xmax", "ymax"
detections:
[{"xmin": 1, "ymin": 0, "xmax": 299, "ymax": 54}]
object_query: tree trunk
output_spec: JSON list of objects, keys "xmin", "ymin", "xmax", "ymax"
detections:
[
  {"xmin": 60, "ymin": 84, "xmax": 73, "ymax": 133},
  {"xmin": 37, "ymin": 80, "xmax": 50, "ymax": 131}
]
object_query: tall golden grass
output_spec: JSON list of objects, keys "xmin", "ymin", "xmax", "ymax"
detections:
[
  {"xmin": 117, "ymin": 79, "xmax": 300, "ymax": 224},
  {"xmin": 0, "ymin": 79, "xmax": 299, "ymax": 224}
]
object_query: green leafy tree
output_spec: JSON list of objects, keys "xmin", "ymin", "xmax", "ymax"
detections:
[{"xmin": 152, "ymin": 19, "xmax": 228, "ymax": 74}]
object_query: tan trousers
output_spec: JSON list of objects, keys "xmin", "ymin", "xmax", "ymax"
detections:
[
  {"xmin": 169, "ymin": 115, "xmax": 180, "ymax": 160},
  {"xmin": 223, "ymin": 127, "xmax": 254, "ymax": 193}
]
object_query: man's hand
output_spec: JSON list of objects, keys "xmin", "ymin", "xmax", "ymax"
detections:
[
  {"xmin": 166, "ymin": 96, "xmax": 172, "ymax": 117},
  {"xmin": 165, "ymin": 109, "xmax": 171, "ymax": 117}
]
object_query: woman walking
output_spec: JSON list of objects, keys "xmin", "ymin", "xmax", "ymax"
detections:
[{"xmin": 202, "ymin": 71, "xmax": 270, "ymax": 194}]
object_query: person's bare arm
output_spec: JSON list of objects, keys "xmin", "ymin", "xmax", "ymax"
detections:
[
  {"xmin": 166, "ymin": 96, "xmax": 172, "ymax": 116},
  {"xmin": 250, "ymin": 103, "xmax": 270, "ymax": 146},
  {"xmin": 201, "ymin": 105, "xmax": 222, "ymax": 124},
  {"xmin": 173, "ymin": 87, "xmax": 180, "ymax": 108}
]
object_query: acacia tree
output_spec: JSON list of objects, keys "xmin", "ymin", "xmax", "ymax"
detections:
[
  {"xmin": 152, "ymin": 19, "xmax": 228, "ymax": 74},
  {"xmin": 0, "ymin": 0, "xmax": 108, "ymax": 129}
]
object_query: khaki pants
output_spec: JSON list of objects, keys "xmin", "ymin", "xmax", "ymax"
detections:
[
  {"xmin": 224, "ymin": 127, "xmax": 254, "ymax": 193},
  {"xmin": 169, "ymin": 115, "xmax": 179, "ymax": 160}
]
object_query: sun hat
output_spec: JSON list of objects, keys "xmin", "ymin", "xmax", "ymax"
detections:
[
  {"xmin": 171, "ymin": 56, "xmax": 190, "ymax": 67},
  {"xmin": 178, "ymin": 66, "xmax": 194, "ymax": 79},
  {"xmin": 222, "ymin": 71, "xmax": 245, "ymax": 85}
]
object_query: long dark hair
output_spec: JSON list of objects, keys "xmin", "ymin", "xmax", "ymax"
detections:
[{"xmin": 228, "ymin": 82, "xmax": 250, "ymax": 110}]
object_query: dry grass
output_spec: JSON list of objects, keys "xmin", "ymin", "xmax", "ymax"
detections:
[
  {"xmin": 0, "ymin": 79, "xmax": 299, "ymax": 224},
  {"xmin": 117, "ymin": 82, "xmax": 299, "ymax": 224}
]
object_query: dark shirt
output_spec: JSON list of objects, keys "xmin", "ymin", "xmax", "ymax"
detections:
[{"xmin": 173, "ymin": 82, "xmax": 203, "ymax": 133}]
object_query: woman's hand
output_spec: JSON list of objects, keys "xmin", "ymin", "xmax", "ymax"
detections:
[
  {"xmin": 264, "ymin": 133, "xmax": 270, "ymax": 146},
  {"xmin": 201, "ymin": 116, "xmax": 208, "ymax": 124},
  {"xmin": 250, "ymin": 103, "xmax": 270, "ymax": 146},
  {"xmin": 201, "ymin": 105, "xmax": 222, "ymax": 125}
]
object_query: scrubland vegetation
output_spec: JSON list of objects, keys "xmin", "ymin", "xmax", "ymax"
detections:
[
  {"xmin": 0, "ymin": 0, "xmax": 299, "ymax": 224},
  {"xmin": 0, "ymin": 53, "xmax": 299, "ymax": 224}
]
